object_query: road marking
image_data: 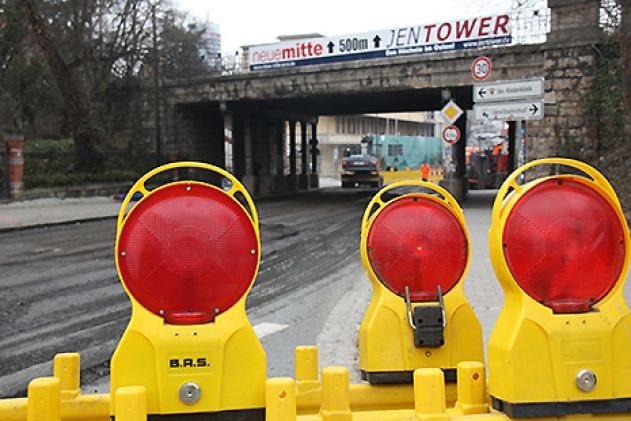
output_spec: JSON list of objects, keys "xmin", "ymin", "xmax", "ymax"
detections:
[{"xmin": 253, "ymin": 322, "xmax": 289, "ymax": 338}]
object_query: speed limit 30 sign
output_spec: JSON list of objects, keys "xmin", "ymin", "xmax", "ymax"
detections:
[
  {"xmin": 442, "ymin": 125, "xmax": 461, "ymax": 145},
  {"xmin": 472, "ymin": 56, "xmax": 492, "ymax": 81}
]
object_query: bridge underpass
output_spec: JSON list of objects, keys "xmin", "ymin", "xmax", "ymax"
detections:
[
  {"xmin": 150, "ymin": 0, "xmax": 599, "ymax": 200},
  {"xmin": 228, "ymin": 86, "xmax": 476, "ymax": 199},
  {"xmin": 165, "ymin": 49, "xmax": 537, "ymax": 201}
]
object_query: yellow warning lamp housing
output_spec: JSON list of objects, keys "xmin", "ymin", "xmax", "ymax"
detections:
[
  {"xmin": 488, "ymin": 158, "xmax": 631, "ymax": 418},
  {"xmin": 110, "ymin": 162, "xmax": 265, "ymax": 416},
  {"xmin": 359, "ymin": 181, "xmax": 483, "ymax": 384}
]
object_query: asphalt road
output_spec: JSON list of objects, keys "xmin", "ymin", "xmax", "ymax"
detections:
[
  {"xmin": 0, "ymin": 188, "xmax": 375, "ymax": 397},
  {"xmin": 1, "ymin": 188, "xmax": 630, "ymax": 398}
]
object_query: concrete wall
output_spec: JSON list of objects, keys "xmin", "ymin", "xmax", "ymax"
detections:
[
  {"xmin": 526, "ymin": 0, "xmax": 601, "ymax": 166},
  {"xmin": 170, "ymin": 103, "xmax": 225, "ymax": 167}
]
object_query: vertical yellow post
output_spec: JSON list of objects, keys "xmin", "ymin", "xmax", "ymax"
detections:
[
  {"xmin": 321, "ymin": 367, "xmax": 351, "ymax": 421},
  {"xmin": 295, "ymin": 346, "xmax": 319, "ymax": 382},
  {"xmin": 413, "ymin": 368, "xmax": 447, "ymax": 421},
  {"xmin": 114, "ymin": 386, "xmax": 147, "ymax": 421},
  {"xmin": 266, "ymin": 378, "xmax": 297, "ymax": 421},
  {"xmin": 454, "ymin": 361, "xmax": 487, "ymax": 414},
  {"xmin": 27, "ymin": 377, "xmax": 61, "ymax": 421},
  {"xmin": 53, "ymin": 353, "xmax": 80, "ymax": 400}
]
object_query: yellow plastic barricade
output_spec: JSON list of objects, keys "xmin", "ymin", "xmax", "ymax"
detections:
[
  {"xmin": 110, "ymin": 162, "xmax": 266, "ymax": 417},
  {"xmin": 488, "ymin": 158, "xmax": 631, "ymax": 418},
  {"xmin": 358, "ymin": 181, "xmax": 483, "ymax": 384},
  {"xmin": 4, "ymin": 158, "xmax": 631, "ymax": 421},
  {"xmin": 0, "ymin": 353, "xmax": 110, "ymax": 421}
]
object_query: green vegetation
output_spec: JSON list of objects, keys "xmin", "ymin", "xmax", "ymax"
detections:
[
  {"xmin": 584, "ymin": 39, "xmax": 625, "ymax": 156},
  {"xmin": 0, "ymin": 1, "xmax": 213, "ymax": 180},
  {"xmin": 23, "ymin": 138, "xmax": 138, "ymax": 188}
]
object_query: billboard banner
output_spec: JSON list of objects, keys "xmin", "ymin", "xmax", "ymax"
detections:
[{"xmin": 249, "ymin": 14, "xmax": 511, "ymax": 71}]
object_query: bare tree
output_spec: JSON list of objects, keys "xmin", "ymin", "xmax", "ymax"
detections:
[{"xmin": 21, "ymin": 0, "xmax": 157, "ymax": 170}]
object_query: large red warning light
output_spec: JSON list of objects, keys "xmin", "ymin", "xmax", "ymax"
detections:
[
  {"xmin": 367, "ymin": 197, "xmax": 468, "ymax": 301},
  {"xmin": 503, "ymin": 179, "xmax": 626, "ymax": 313},
  {"xmin": 118, "ymin": 183, "xmax": 258, "ymax": 324}
]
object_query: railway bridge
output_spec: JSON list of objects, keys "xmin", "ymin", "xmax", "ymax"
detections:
[{"xmin": 148, "ymin": 0, "xmax": 601, "ymax": 199}]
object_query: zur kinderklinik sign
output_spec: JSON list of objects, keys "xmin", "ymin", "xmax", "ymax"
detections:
[
  {"xmin": 249, "ymin": 14, "xmax": 511, "ymax": 70},
  {"xmin": 472, "ymin": 78, "xmax": 545, "ymax": 121},
  {"xmin": 474, "ymin": 78, "xmax": 544, "ymax": 103}
]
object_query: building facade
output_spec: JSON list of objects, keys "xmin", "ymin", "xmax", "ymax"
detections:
[{"xmin": 317, "ymin": 112, "xmax": 443, "ymax": 177}]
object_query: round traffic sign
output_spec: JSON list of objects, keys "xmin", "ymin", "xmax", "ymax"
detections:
[
  {"xmin": 471, "ymin": 56, "xmax": 492, "ymax": 81},
  {"xmin": 442, "ymin": 125, "xmax": 461, "ymax": 144}
]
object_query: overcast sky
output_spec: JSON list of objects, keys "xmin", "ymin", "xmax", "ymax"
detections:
[{"xmin": 176, "ymin": 0, "xmax": 526, "ymax": 53}]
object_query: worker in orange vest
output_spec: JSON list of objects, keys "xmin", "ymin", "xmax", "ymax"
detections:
[{"xmin": 420, "ymin": 162, "xmax": 431, "ymax": 181}]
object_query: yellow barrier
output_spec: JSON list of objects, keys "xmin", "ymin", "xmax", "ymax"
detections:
[
  {"xmin": 6, "ymin": 354, "xmax": 631, "ymax": 421},
  {"xmin": 269, "ymin": 362, "xmax": 631, "ymax": 421},
  {"xmin": 110, "ymin": 161, "xmax": 266, "ymax": 416},
  {"xmin": 488, "ymin": 158, "xmax": 631, "ymax": 418},
  {"xmin": 358, "ymin": 181, "xmax": 483, "ymax": 383},
  {"xmin": 3, "ymin": 159, "xmax": 631, "ymax": 421},
  {"xmin": 381, "ymin": 168, "xmax": 444, "ymax": 185},
  {"xmin": 0, "ymin": 353, "xmax": 110, "ymax": 421},
  {"xmin": 293, "ymin": 346, "xmax": 458, "ymax": 414}
]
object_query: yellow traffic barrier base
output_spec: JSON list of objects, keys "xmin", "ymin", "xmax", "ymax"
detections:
[
  {"xmin": 268, "ymin": 363, "xmax": 631, "ymax": 421},
  {"xmin": 2, "ymin": 158, "xmax": 631, "ymax": 421},
  {"xmin": 4, "ymin": 351, "xmax": 631, "ymax": 421},
  {"xmin": 0, "ymin": 353, "xmax": 109, "ymax": 421},
  {"xmin": 293, "ymin": 345, "xmax": 458, "ymax": 414},
  {"xmin": 382, "ymin": 168, "xmax": 443, "ymax": 185}
]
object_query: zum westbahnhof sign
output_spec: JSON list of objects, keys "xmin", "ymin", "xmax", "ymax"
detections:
[{"xmin": 248, "ymin": 14, "xmax": 511, "ymax": 70}]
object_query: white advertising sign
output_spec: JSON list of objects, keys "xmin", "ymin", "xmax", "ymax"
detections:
[{"xmin": 249, "ymin": 14, "xmax": 512, "ymax": 70}]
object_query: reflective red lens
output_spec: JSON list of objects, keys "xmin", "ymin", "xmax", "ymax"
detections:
[
  {"xmin": 503, "ymin": 179, "xmax": 625, "ymax": 312},
  {"xmin": 367, "ymin": 197, "xmax": 468, "ymax": 301},
  {"xmin": 118, "ymin": 184, "xmax": 258, "ymax": 324}
]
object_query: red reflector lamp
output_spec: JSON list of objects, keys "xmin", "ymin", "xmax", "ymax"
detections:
[
  {"xmin": 488, "ymin": 158, "xmax": 631, "ymax": 418},
  {"xmin": 359, "ymin": 181, "xmax": 483, "ymax": 384},
  {"xmin": 367, "ymin": 197, "xmax": 467, "ymax": 302},
  {"xmin": 118, "ymin": 183, "xmax": 258, "ymax": 324},
  {"xmin": 502, "ymin": 178, "xmax": 625, "ymax": 313}
]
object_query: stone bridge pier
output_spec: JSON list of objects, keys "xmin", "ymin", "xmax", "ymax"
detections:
[
  {"xmin": 231, "ymin": 112, "xmax": 318, "ymax": 196},
  {"xmin": 166, "ymin": 103, "xmax": 318, "ymax": 196}
]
